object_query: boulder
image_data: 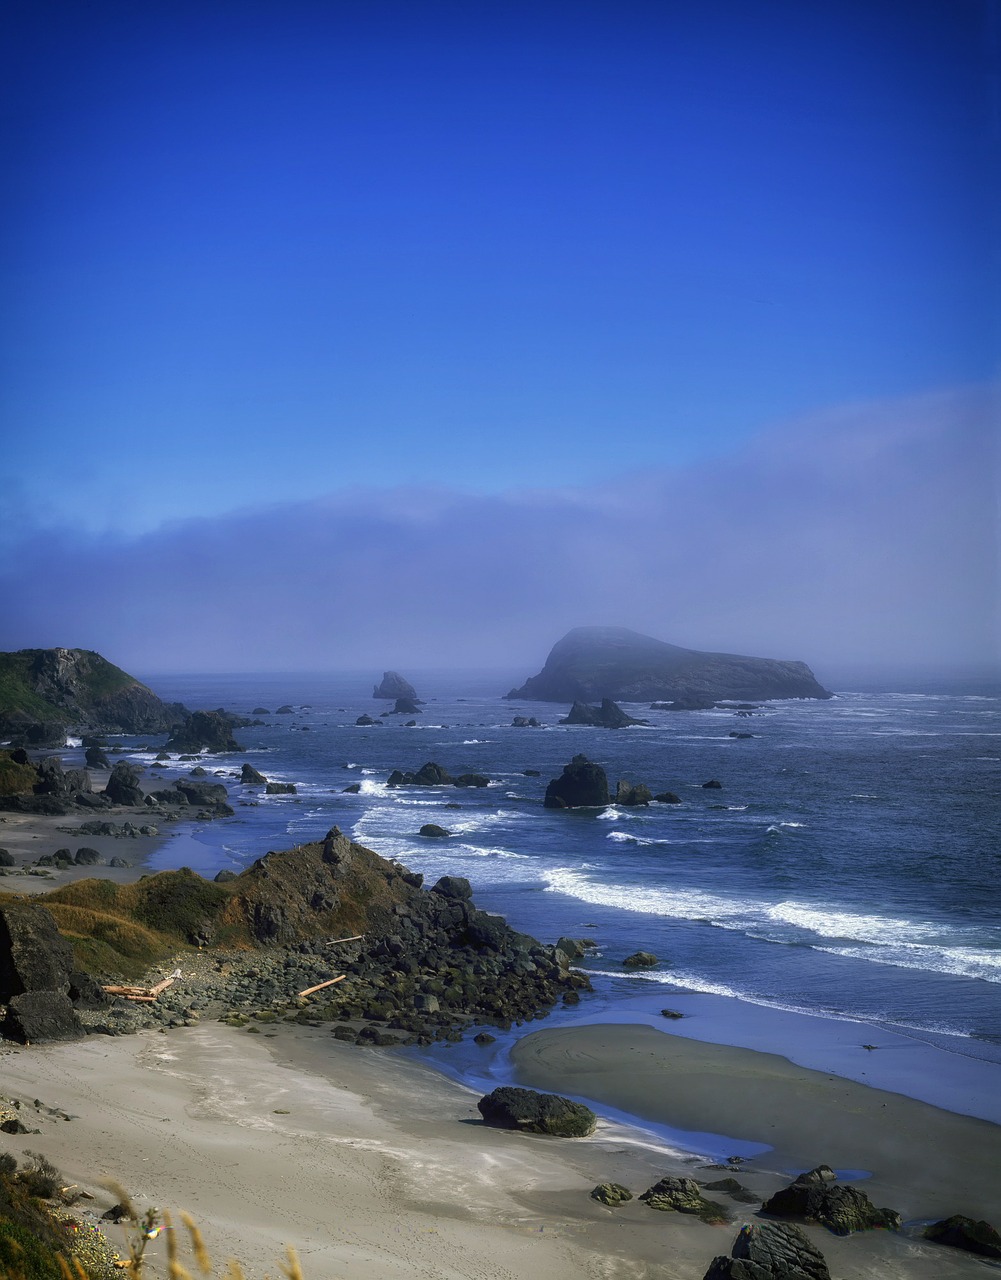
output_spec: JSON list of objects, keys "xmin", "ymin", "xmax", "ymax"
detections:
[
  {"xmin": 477, "ymin": 1086, "xmax": 596, "ymax": 1137},
  {"xmin": 543, "ymin": 755, "xmax": 610, "ymax": 809},
  {"xmin": 0, "ymin": 849, "xmax": 14, "ymax": 867},
  {"xmin": 924, "ymin": 1215, "xmax": 1001, "ymax": 1259},
  {"xmin": 392, "ymin": 697, "xmax": 421, "ymax": 715},
  {"xmin": 431, "ymin": 875, "xmax": 472, "ymax": 900},
  {"xmin": 591, "ymin": 1183, "xmax": 633, "ymax": 1206},
  {"xmin": 3, "ymin": 990, "xmax": 85, "ymax": 1044},
  {"xmin": 276, "ymin": 705, "xmax": 294, "ymax": 714},
  {"xmin": 419, "ymin": 824, "xmax": 450, "ymax": 839},
  {"xmin": 702, "ymin": 1178, "xmax": 760, "ymax": 1204},
  {"xmin": 173, "ymin": 779, "xmax": 233, "ymax": 813},
  {"xmin": 702, "ymin": 1221, "xmax": 831, "ymax": 1280},
  {"xmin": 103, "ymin": 761, "xmax": 145, "ymax": 806},
  {"xmin": 615, "ymin": 780, "xmax": 652, "ymax": 806},
  {"xmin": 265, "ymin": 782, "xmax": 297, "ymax": 795},
  {"xmin": 373, "ymin": 671, "xmax": 421, "ymax": 702},
  {"xmin": 761, "ymin": 1173, "xmax": 900, "ymax": 1235},
  {"xmin": 560, "ymin": 698, "xmax": 650, "ymax": 728},
  {"xmin": 702, "ymin": 779, "xmax": 723, "ymax": 789},
  {"xmin": 85, "ymin": 745, "xmax": 111, "ymax": 769},
  {"xmin": 640, "ymin": 1175, "xmax": 728, "ymax": 1222},
  {"xmin": 74, "ymin": 847, "xmax": 102, "ymax": 865},
  {"xmin": 453, "ymin": 773, "xmax": 490, "ymax": 788},
  {"xmin": 241, "ymin": 763, "xmax": 267, "ymax": 785},
  {"xmin": 356, "ymin": 714, "xmax": 378, "ymax": 725},
  {"xmin": 623, "ymin": 951, "xmax": 657, "ymax": 967},
  {"xmin": 511, "ymin": 716, "xmax": 541, "ymax": 727},
  {"xmin": 654, "ymin": 791, "xmax": 682, "ymax": 804}
]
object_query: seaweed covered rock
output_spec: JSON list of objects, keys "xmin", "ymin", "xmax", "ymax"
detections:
[
  {"xmin": 640, "ymin": 1176, "xmax": 728, "ymax": 1223},
  {"xmin": 477, "ymin": 1086, "xmax": 596, "ymax": 1137},
  {"xmin": 762, "ymin": 1172, "xmax": 900, "ymax": 1236},
  {"xmin": 543, "ymin": 755, "xmax": 610, "ymax": 809},
  {"xmin": 924, "ymin": 1215, "xmax": 1001, "ymax": 1259},
  {"xmin": 591, "ymin": 1183, "xmax": 633, "ymax": 1205},
  {"xmin": 703, "ymin": 1221, "xmax": 831, "ymax": 1280}
]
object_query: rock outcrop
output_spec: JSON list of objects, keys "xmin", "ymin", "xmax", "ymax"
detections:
[
  {"xmin": 560, "ymin": 698, "xmax": 650, "ymax": 728},
  {"xmin": 543, "ymin": 755, "xmax": 610, "ymax": 809},
  {"xmin": 761, "ymin": 1169, "xmax": 900, "ymax": 1235},
  {"xmin": 507, "ymin": 627, "xmax": 831, "ymax": 705},
  {"xmin": 373, "ymin": 671, "xmax": 421, "ymax": 702},
  {"xmin": 0, "ymin": 902, "xmax": 102, "ymax": 1043},
  {"xmin": 0, "ymin": 647, "xmax": 187, "ymax": 739},
  {"xmin": 703, "ymin": 1222, "xmax": 831, "ymax": 1280},
  {"xmin": 924, "ymin": 1215, "xmax": 1001, "ymax": 1259},
  {"xmin": 165, "ymin": 710, "xmax": 245, "ymax": 754},
  {"xmin": 477, "ymin": 1086, "xmax": 596, "ymax": 1137}
]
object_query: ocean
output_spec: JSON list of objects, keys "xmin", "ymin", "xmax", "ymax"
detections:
[{"xmin": 129, "ymin": 669, "xmax": 1001, "ymax": 1123}]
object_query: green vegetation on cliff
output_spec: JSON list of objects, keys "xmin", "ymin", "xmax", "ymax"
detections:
[{"xmin": 0, "ymin": 649, "xmax": 183, "ymax": 737}]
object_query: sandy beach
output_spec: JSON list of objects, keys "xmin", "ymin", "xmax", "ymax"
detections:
[{"xmin": 0, "ymin": 1018, "xmax": 998, "ymax": 1279}]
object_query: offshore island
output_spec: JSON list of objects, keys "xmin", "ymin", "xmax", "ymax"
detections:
[{"xmin": 0, "ymin": 646, "xmax": 997, "ymax": 1278}]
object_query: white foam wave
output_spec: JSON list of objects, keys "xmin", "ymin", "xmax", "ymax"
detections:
[
  {"xmin": 455, "ymin": 844, "xmax": 531, "ymax": 860},
  {"xmin": 65, "ymin": 736, "xmax": 82, "ymax": 748},
  {"xmin": 462, "ymin": 739, "xmax": 491, "ymax": 744},
  {"xmin": 544, "ymin": 868, "xmax": 746, "ymax": 923},
  {"xmin": 815, "ymin": 944, "xmax": 1001, "ymax": 984},
  {"xmin": 606, "ymin": 831, "xmax": 671, "ymax": 847}
]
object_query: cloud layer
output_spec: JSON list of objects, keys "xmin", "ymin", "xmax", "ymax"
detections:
[{"xmin": 3, "ymin": 385, "xmax": 997, "ymax": 680}]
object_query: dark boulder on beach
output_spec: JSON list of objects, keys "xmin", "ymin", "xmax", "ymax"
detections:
[
  {"xmin": 103, "ymin": 761, "xmax": 145, "ymax": 806},
  {"xmin": 172, "ymin": 778, "xmax": 234, "ymax": 815},
  {"xmin": 560, "ymin": 698, "xmax": 650, "ymax": 728},
  {"xmin": 640, "ymin": 1176, "xmax": 728, "ymax": 1222},
  {"xmin": 703, "ymin": 1221, "xmax": 831, "ymax": 1280},
  {"xmin": 85, "ymin": 745, "xmax": 111, "ymax": 769},
  {"xmin": 373, "ymin": 671, "xmax": 421, "ymax": 702},
  {"xmin": 924, "ymin": 1215, "xmax": 1001, "ymax": 1259},
  {"xmin": 543, "ymin": 755, "xmax": 610, "ymax": 809},
  {"xmin": 762, "ymin": 1171, "xmax": 901, "ymax": 1235},
  {"xmin": 477, "ymin": 1086, "xmax": 597, "ymax": 1137},
  {"xmin": 0, "ymin": 901, "xmax": 97, "ymax": 1043}
]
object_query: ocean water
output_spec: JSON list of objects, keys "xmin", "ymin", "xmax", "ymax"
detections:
[{"xmin": 128, "ymin": 669, "xmax": 1001, "ymax": 1116}]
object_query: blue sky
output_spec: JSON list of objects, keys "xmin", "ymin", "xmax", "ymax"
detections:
[{"xmin": 1, "ymin": 0, "xmax": 998, "ymax": 673}]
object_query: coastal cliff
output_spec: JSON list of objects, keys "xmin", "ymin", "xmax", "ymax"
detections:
[
  {"xmin": 0, "ymin": 648, "xmax": 185, "ymax": 742},
  {"xmin": 507, "ymin": 627, "xmax": 831, "ymax": 706}
]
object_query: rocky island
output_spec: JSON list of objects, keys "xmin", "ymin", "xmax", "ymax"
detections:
[{"xmin": 507, "ymin": 626, "xmax": 831, "ymax": 708}]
